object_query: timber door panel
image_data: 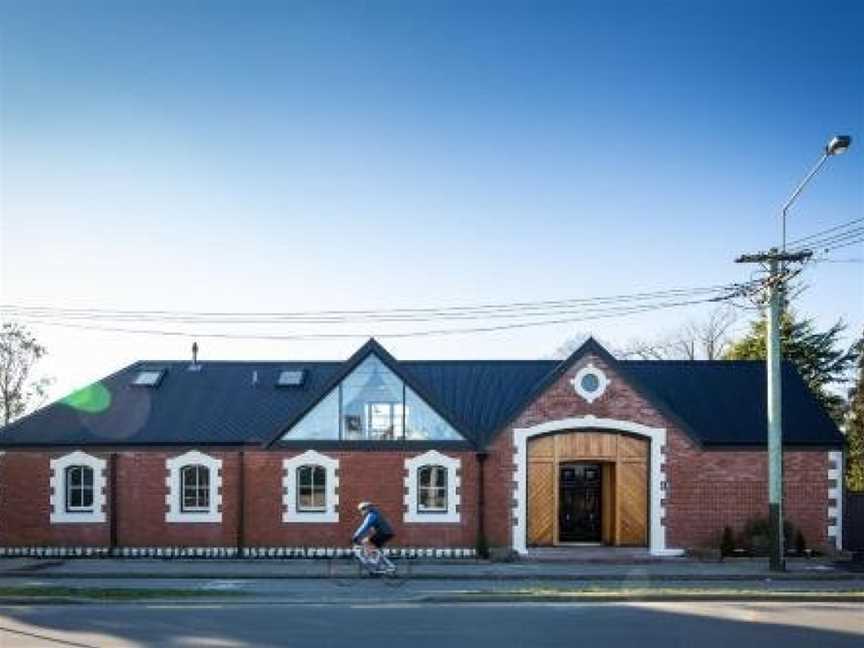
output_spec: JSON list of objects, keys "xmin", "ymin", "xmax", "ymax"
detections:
[
  {"xmin": 617, "ymin": 461, "xmax": 648, "ymax": 545},
  {"xmin": 528, "ymin": 431, "xmax": 649, "ymax": 548},
  {"xmin": 527, "ymin": 461, "xmax": 554, "ymax": 546}
]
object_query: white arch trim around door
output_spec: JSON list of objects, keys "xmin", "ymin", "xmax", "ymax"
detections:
[{"xmin": 512, "ymin": 415, "xmax": 683, "ymax": 557}]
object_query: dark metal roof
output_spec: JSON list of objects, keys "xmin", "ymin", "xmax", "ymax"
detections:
[
  {"xmin": 0, "ymin": 345, "xmax": 843, "ymax": 449},
  {"xmin": 623, "ymin": 360, "xmax": 843, "ymax": 447}
]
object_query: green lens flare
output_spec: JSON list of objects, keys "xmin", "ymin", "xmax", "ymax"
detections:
[{"xmin": 62, "ymin": 383, "xmax": 112, "ymax": 413}]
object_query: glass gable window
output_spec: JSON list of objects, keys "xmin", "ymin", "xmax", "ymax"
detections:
[
  {"xmin": 405, "ymin": 386, "xmax": 463, "ymax": 441},
  {"xmin": 341, "ymin": 356, "xmax": 404, "ymax": 440},
  {"xmin": 282, "ymin": 354, "xmax": 463, "ymax": 442},
  {"xmin": 283, "ymin": 389, "xmax": 340, "ymax": 440}
]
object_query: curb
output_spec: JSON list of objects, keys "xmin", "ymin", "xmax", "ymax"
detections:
[
  {"xmin": 0, "ymin": 593, "xmax": 863, "ymax": 606},
  {"xmin": 1, "ymin": 571, "xmax": 863, "ymax": 582}
]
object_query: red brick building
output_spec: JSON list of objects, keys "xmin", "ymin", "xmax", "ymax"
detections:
[{"xmin": 0, "ymin": 338, "xmax": 845, "ymax": 556}]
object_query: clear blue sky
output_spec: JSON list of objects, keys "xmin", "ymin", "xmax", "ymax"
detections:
[{"xmin": 1, "ymin": 0, "xmax": 862, "ymax": 399}]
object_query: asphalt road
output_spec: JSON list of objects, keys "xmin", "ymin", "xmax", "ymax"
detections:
[{"xmin": 0, "ymin": 601, "xmax": 861, "ymax": 647}]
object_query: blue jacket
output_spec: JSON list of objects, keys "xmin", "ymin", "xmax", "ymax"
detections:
[{"xmin": 352, "ymin": 506, "xmax": 393, "ymax": 543}]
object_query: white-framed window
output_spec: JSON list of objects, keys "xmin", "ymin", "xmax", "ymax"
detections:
[
  {"xmin": 296, "ymin": 465, "xmax": 326, "ymax": 512},
  {"xmin": 404, "ymin": 450, "xmax": 460, "ymax": 523},
  {"xmin": 180, "ymin": 465, "xmax": 211, "ymax": 512},
  {"xmin": 50, "ymin": 451, "xmax": 107, "ymax": 524},
  {"xmin": 283, "ymin": 450, "xmax": 339, "ymax": 523},
  {"xmin": 65, "ymin": 465, "xmax": 95, "ymax": 511},
  {"xmin": 166, "ymin": 450, "xmax": 222, "ymax": 523},
  {"xmin": 417, "ymin": 465, "xmax": 448, "ymax": 512}
]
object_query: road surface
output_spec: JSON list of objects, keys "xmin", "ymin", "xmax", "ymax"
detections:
[{"xmin": 0, "ymin": 601, "xmax": 861, "ymax": 647}]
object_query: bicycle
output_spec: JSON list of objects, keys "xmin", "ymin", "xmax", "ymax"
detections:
[{"xmin": 352, "ymin": 543, "xmax": 397, "ymax": 577}]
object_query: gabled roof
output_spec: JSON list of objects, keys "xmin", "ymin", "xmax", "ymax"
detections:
[
  {"xmin": 0, "ymin": 338, "xmax": 843, "ymax": 448},
  {"xmin": 264, "ymin": 338, "xmax": 472, "ymax": 447}
]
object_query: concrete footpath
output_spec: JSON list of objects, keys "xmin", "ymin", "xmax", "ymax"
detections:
[{"xmin": 0, "ymin": 556, "xmax": 862, "ymax": 581}]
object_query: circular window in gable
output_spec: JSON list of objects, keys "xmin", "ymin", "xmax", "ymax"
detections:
[
  {"xmin": 571, "ymin": 363, "xmax": 610, "ymax": 404},
  {"xmin": 580, "ymin": 372, "xmax": 600, "ymax": 393}
]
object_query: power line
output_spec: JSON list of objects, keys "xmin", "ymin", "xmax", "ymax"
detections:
[
  {"xmin": 10, "ymin": 294, "xmax": 736, "ymax": 341},
  {"xmin": 787, "ymin": 227, "xmax": 864, "ymax": 253},
  {"xmin": 0, "ymin": 282, "xmax": 753, "ymax": 325},
  {"xmin": 785, "ymin": 216, "xmax": 864, "ymax": 248},
  {"xmin": 818, "ymin": 236, "xmax": 864, "ymax": 254}
]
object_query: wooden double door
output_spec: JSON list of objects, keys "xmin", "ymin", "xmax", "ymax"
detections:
[{"xmin": 527, "ymin": 431, "xmax": 648, "ymax": 547}]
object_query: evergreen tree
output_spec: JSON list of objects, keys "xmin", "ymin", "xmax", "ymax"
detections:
[
  {"xmin": 845, "ymin": 330, "xmax": 864, "ymax": 491},
  {"xmin": 724, "ymin": 311, "xmax": 855, "ymax": 423}
]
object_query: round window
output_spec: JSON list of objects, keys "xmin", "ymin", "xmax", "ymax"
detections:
[{"xmin": 580, "ymin": 372, "xmax": 600, "ymax": 393}]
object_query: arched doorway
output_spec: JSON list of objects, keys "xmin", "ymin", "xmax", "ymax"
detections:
[
  {"xmin": 512, "ymin": 416, "xmax": 678, "ymax": 556},
  {"xmin": 526, "ymin": 431, "xmax": 648, "ymax": 546}
]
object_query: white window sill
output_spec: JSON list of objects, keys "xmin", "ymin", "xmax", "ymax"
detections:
[
  {"xmin": 282, "ymin": 511, "xmax": 339, "ymax": 524},
  {"xmin": 50, "ymin": 511, "xmax": 106, "ymax": 524},
  {"xmin": 165, "ymin": 511, "xmax": 221, "ymax": 524},
  {"xmin": 404, "ymin": 511, "xmax": 460, "ymax": 524}
]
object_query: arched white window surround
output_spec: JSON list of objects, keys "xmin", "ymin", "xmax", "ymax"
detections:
[
  {"xmin": 50, "ymin": 451, "xmax": 107, "ymax": 524},
  {"xmin": 404, "ymin": 450, "xmax": 460, "ymax": 523},
  {"xmin": 282, "ymin": 450, "xmax": 339, "ymax": 523},
  {"xmin": 166, "ymin": 450, "xmax": 222, "ymax": 523},
  {"xmin": 512, "ymin": 416, "xmax": 682, "ymax": 556}
]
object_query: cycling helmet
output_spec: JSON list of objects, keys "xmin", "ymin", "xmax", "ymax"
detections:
[{"xmin": 357, "ymin": 501, "xmax": 372, "ymax": 512}]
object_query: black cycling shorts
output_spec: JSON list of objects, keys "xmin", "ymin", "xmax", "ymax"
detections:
[{"xmin": 370, "ymin": 532, "xmax": 394, "ymax": 548}]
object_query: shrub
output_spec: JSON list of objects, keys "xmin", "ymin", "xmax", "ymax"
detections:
[
  {"xmin": 720, "ymin": 526, "xmax": 736, "ymax": 557},
  {"xmin": 795, "ymin": 529, "xmax": 807, "ymax": 554},
  {"xmin": 741, "ymin": 517, "xmax": 796, "ymax": 556}
]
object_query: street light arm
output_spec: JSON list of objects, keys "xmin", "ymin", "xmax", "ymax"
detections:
[{"xmin": 780, "ymin": 152, "xmax": 829, "ymax": 251}]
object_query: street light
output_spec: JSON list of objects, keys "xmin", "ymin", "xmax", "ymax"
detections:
[
  {"xmin": 765, "ymin": 134, "xmax": 852, "ymax": 571},
  {"xmin": 781, "ymin": 134, "xmax": 853, "ymax": 252},
  {"xmin": 826, "ymin": 135, "xmax": 852, "ymax": 156}
]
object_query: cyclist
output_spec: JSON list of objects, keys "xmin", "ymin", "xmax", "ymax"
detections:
[{"xmin": 352, "ymin": 501, "xmax": 394, "ymax": 559}]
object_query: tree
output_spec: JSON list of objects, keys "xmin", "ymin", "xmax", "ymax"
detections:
[
  {"xmin": 845, "ymin": 330, "xmax": 864, "ymax": 491},
  {"xmin": 619, "ymin": 307, "xmax": 738, "ymax": 360},
  {"xmin": 723, "ymin": 311, "xmax": 856, "ymax": 423},
  {"xmin": 0, "ymin": 322, "xmax": 51, "ymax": 426},
  {"xmin": 552, "ymin": 332, "xmax": 618, "ymax": 359}
]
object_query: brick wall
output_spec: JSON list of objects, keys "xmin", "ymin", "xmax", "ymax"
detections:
[
  {"xmin": 0, "ymin": 451, "xmax": 110, "ymax": 546},
  {"xmin": 115, "ymin": 451, "xmax": 240, "ymax": 547},
  {"xmin": 481, "ymin": 352, "xmax": 832, "ymax": 551},
  {"xmin": 0, "ymin": 448, "xmax": 479, "ymax": 548},
  {"xmin": 243, "ymin": 450, "xmax": 477, "ymax": 547},
  {"xmin": 664, "ymin": 435, "xmax": 829, "ymax": 549}
]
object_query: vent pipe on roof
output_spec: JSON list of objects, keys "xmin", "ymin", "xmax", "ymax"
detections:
[
  {"xmin": 187, "ymin": 341, "xmax": 202, "ymax": 372},
  {"xmin": 252, "ymin": 370, "xmax": 258, "ymax": 386}
]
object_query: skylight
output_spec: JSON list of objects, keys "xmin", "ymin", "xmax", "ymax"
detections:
[
  {"xmin": 132, "ymin": 370, "xmax": 164, "ymax": 387},
  {"xmin": 276, "ymin": 370, "xmax": 306, "ymax": 387}
]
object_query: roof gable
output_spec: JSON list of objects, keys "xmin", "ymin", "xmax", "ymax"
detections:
[
  {"xmin": 492, "ymin": 337, "xmax": 701, "ymax": 444},
  {"xmin": 266, "ymin": 339, "xmax": 471, "ymax": 447}
]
